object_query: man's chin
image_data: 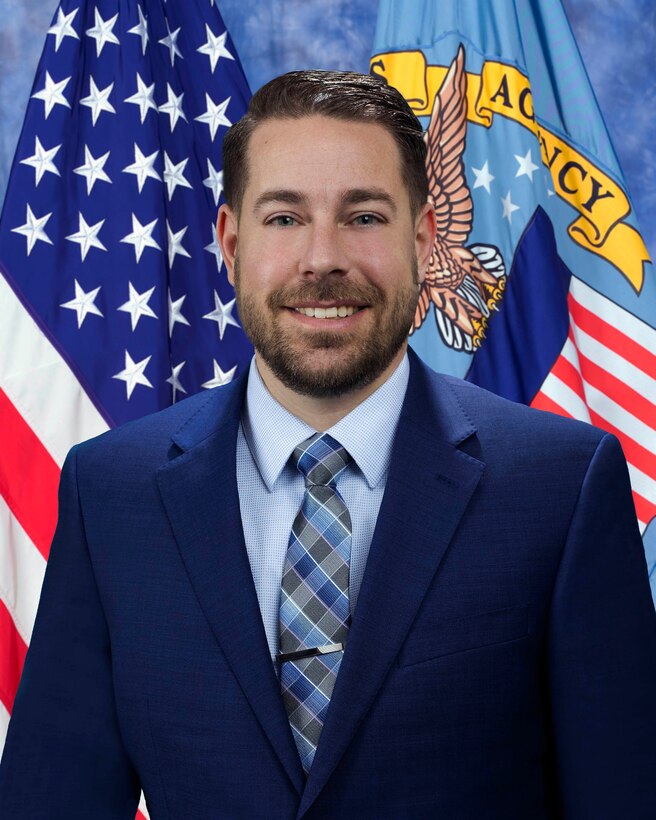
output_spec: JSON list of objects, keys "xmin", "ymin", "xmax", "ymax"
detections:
[{"xmin": 260, "ymin": 341, "xmax": 404, "ymax": 399}]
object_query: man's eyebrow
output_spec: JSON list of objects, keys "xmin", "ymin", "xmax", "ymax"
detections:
[
  {"xmin": 253, "ymin": 190, "xmax": 306, "ymax": 211},
  {"xmin": 253, "ymin": 188, "xmax": 398, "ymax": 214},
  {"xmin": 340, "ymin": 188, "xmax": 397, "ymax": 214}
]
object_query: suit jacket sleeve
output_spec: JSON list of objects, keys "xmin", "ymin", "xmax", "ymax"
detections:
[
  {"xmin": 0, "ymin": 446, "xmax": 140, "ymax": 818},
  {"xmin": 548, "ymin": 433, "xmax": 656, "ymax": 817}
]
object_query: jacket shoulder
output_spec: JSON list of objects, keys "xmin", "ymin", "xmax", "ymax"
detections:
[
  {"xmin": 439, "ymin": 371, "xmax": 607, "ymax": 448},
  {"xmin": 71, "ymin": 378, "xmax": 243, "ymax": 472}
]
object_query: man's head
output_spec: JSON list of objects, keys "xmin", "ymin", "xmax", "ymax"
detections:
[
  {"xmin": 222, "ymin": 70, "xmax": 429, "ymax": 219},
  {"xmin": 217, "ymin": 70, "xmax": 436, "ymax": 405}
]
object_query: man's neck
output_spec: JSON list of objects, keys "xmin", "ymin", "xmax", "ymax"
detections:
[{"xmin": 254, "ymin": 346, "xmax": 407, "ymax": 432}]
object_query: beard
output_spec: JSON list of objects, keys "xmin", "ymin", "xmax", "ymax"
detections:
[{"xmin": 233, "ymin": 258, "xmax": 419, "ymax": 398}]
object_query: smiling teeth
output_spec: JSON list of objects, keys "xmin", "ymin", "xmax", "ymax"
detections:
[{"xmin": 295, "ymin": 306, "xmax": 359, "ymax": 318}]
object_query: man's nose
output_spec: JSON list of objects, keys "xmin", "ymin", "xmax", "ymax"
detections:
[{"xmin": 298, "ymin": 219, "xmax": 349, "ymax": 277}]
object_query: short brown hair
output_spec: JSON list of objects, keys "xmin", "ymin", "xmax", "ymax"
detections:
[{"xmin": 222, "ymin": 69, "xmax": 428, "ymax": 217}]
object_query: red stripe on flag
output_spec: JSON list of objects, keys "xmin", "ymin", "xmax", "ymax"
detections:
[
  {"xmin": 530, "ymin": 391, "xmax": 574, "ymax": 418},
  {"xmin": 568, "ymin": 294, "xmax": 656, "ymax": 377},
  {"xmin": 0, "ymin": 599, "xmax": 28, "ymax": 714},
  {"xmin": 136, "ymin": 811, "xmax": 147, "ymax": 820},
  {"xmin": 0, "ymin": 389, "xmax": 60, "ymax": 560},
  {"xmin": 585, "ymin": 409, "xmax": 656, "ymax": 480},
  {"xmin": 575, "ymin": 347, "xmax": 656, "ymax": 431},
  {"xmin": 538, "ymin": 348, "xmax": 656, "ymax": 481},
  {"xmin": 550, "ymin": 351, "xmax": 587, "ymax": 402}
]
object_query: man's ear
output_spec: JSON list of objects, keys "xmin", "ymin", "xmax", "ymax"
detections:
[
  {"xmin": 415, "ymin": 202, "xmax": 436, "ymax": 285},
  {"xmin": 217, "ymin": 204, "xmax": 238, "ymax": 285}
]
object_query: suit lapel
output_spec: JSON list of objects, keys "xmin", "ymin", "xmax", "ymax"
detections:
[
  {"xmin": 298, "ymin": 353, "xmax": 485, "ymax": 817},
  {"xmin": 156, "ymin": 379, "xmax": 305, "ymax": 794}
]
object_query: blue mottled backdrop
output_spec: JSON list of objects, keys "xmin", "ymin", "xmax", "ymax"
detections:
[{"xmin": 0, "ymin": 0, "xmax": 654, "ymax": 258}]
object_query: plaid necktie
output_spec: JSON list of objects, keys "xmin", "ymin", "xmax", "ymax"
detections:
[{"xmin": 278, "ymin": 432, "xmax": 352, "ymax": 773}]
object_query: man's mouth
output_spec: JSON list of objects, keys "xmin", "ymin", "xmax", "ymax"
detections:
[{"xmin": 293, "ymin": 305, "xmax": 362, "ymax": 319}]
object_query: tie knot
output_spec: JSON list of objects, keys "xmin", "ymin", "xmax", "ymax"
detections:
[{"xmin": 292, "ymin": 432, "xmax": 352, "ymax": 488}]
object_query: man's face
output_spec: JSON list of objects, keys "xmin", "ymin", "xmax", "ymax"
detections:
[{"xmin": 218, "ymin": 115, "xmax": 434, "ymax": 398}]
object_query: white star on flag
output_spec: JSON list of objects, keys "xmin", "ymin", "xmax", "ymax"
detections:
[
  {"xmin": 194, "ymin": 94, "xmax": 231, "ymax": 141},
  {"xmin": 163, "ymin": 152, "xmax": 192, "ymax": 200},
  {"xmin": 471, "ymin": 160, "xmax": 495, "ymax": 194},
  {"xmin": 121, "ymin": 214, "xmax": 161, "ymax": 262},
  {"xmin": 86, "ymin": 8, "xmax": 120, "ymax": 57},
  {"xmin": 167, "ymin": 221, "xmax": 191, "ymax": 268},
  {"xmin": 203, "ymin": 290, "xmax": 240, "ymax": 339},
  {"xmin": 123, "ymin": 144, "xmax": 161, "ymax": 192},
  {"xmin": 20, "ymin": 137, "xmax": 61, "ymax": 185},
  {"xmin": 204, "ymin": 222, "xmax": 223, "ymax": 269},
  {"xmin": 66, "ymin": 213, "xmax": 107, "ymax": 260},
  {"xmin": 166, "ymin": 361, "xmax": 188, "ymax": 402},
  {"xmin": 112, "ymin": 350, "xmax": 153, "ymax": 399},
  {"xmin": 47, "ymin": 7, "xmax": 80, "ymax": 52},
  {"xmin": 80, "ymin": 77, "xmax": 116, "ymax": 125},
  {"xmin": 168, "ymin": 290, "xmax": 190, "ymax": 335},
  {"xmin": 127, "ymin": 5, "xmax": 149, "ymax": 55},
  {"xmin": 515, "ymin": 149, "xmax": 540, "ymax": 181},
  {"xmin": 159, "ymin": 83, "xmax": 187, "ymax": 131},
  {"xmin": 159, "ymin": 21, "xmax": 183, "ymax": 66},
  {"xmin": 73, "ymin": 146, "xmax": 112, "ymax": 194},
  {"xmin": 60, "ymin": 279, "xmax": 103, "ymax": 328},
  {"xmin": 11, "ymin": 204, "xmax": 53, "ymax": 255},
  {"xmin": 124, "ymin": 73, "xmax": 157, "ymax": 124},
  {"xmin": 31, "ymin": 71, "xmax": 71, "ymax": 119},
  {"xmin": 202, "ymin": 359, "xmax": 237, "ymax": 389},
  {"xmin": 197, "ymin": 24, "xmax": 234, "ymax": 73},
  {"xmin": 203, "ymin": 159, "xmax": 223, "ymax": 206},
  {"xmin": 501, "ymin": 191, "xmax": 520, "ymax": 223},
  {"xmin": 118, "ymin": 282, "xmax": 158, "ymax": 330}
]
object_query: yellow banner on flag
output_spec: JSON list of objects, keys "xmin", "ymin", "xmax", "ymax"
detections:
[{"xmin": 371, "ymin": 50, "xmax": 649, "ymax": 291}]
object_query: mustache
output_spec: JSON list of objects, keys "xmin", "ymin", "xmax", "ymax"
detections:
[{"xmin": 267, "ymin": 279, "xmax": 386, "ymax": 308}]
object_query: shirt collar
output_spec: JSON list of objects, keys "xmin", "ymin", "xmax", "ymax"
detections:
[{"xmin": 241, "ymin": 354, "xmax": 409, "ymax": 491}]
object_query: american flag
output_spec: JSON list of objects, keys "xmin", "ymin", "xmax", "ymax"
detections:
[
  {"xmin": 533, "ymin": 277, "xmax": 656, "ymax": 534},
  {"xmin": 0, "ymin": 0, "xmax": 253, "ymax": 810}
]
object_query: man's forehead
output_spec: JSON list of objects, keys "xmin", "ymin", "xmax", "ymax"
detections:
[
  {"xmin": 243, "ymin": 115, "xmax": 405, "ymax": 198},
  {"xmin": 248, "ymin": 113, "xmax": 397, "ymax": 146}
]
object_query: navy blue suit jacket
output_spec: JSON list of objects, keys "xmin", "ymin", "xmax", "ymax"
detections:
[{"xmin": 2, "ymin": 350, "xmax": 656, "ymax": 818}]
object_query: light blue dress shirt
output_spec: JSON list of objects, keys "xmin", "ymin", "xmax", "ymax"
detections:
[{"xmin": 236, "ymin": 354, "xmax": 410, "ymax": 661}]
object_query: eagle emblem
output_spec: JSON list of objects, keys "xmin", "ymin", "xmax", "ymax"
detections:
[{"xmin": 413, "ymin": 45, "xmax": 507, "ymax": 352}]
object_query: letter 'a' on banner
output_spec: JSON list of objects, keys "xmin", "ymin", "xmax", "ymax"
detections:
[
  {"xmin": 0, "ymin": 1, "xmax": 252, "ymax": 814},
  {"xmin": 372, "ymin": 0, "xmax": 656, "ymax": 597}
]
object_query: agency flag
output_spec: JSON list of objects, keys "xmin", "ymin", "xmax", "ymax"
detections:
[
  {"xmin": 0, "ymin": 0, "xmax": 253, "ymax": 808},
  {"xmin": 372, "ymin": 0, "xmax": 656, "ymax": 597}
]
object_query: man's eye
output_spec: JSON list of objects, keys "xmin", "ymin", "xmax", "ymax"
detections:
[
  {"xmin": 352, "ymin": 214, "xmax": 380, "ymax": 226},
  {"xmin": 269, "ymin": 215, "xmax": 296, "ymax": 227}
]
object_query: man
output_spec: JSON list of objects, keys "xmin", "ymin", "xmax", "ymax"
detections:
[{"xmin": 1, "ymin": 70, "xmax": 655, "ymax": 818}]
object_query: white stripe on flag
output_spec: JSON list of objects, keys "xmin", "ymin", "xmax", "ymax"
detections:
[
  {"xmin": 626, "ymin": 464, "xmax": 656, "ymax": 511},
  {"xmin": 0, "ymin": 497, "xmax": 46, "ymax": 645},
  {"xmin": 139, "ymin": 791, "xmax": 151, "ymax": 819},
  {"xmin": 559, "ymin": 332, "xmax": 655, "ymax": 452},
  {"xmin": 0, "ymin": 274, "xmax": 109, "ymax": 467},
  {"xmin": 539, "ymin": 371, "xmax": 591, "ymax": 422},
  {"xmin": 567, "ymin": 321, "xmax": 656, "ymax": 404},
  {"xmin": 0, "ymin": 701, "xmax": 10, "ymax": 753},
  {"xmin": 582, "ymin": 383, "xmax": 656, "ymax": 454},
  {"xmin": 571, "ymin": 278, "xmax": 656, "ymax": 351}
]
